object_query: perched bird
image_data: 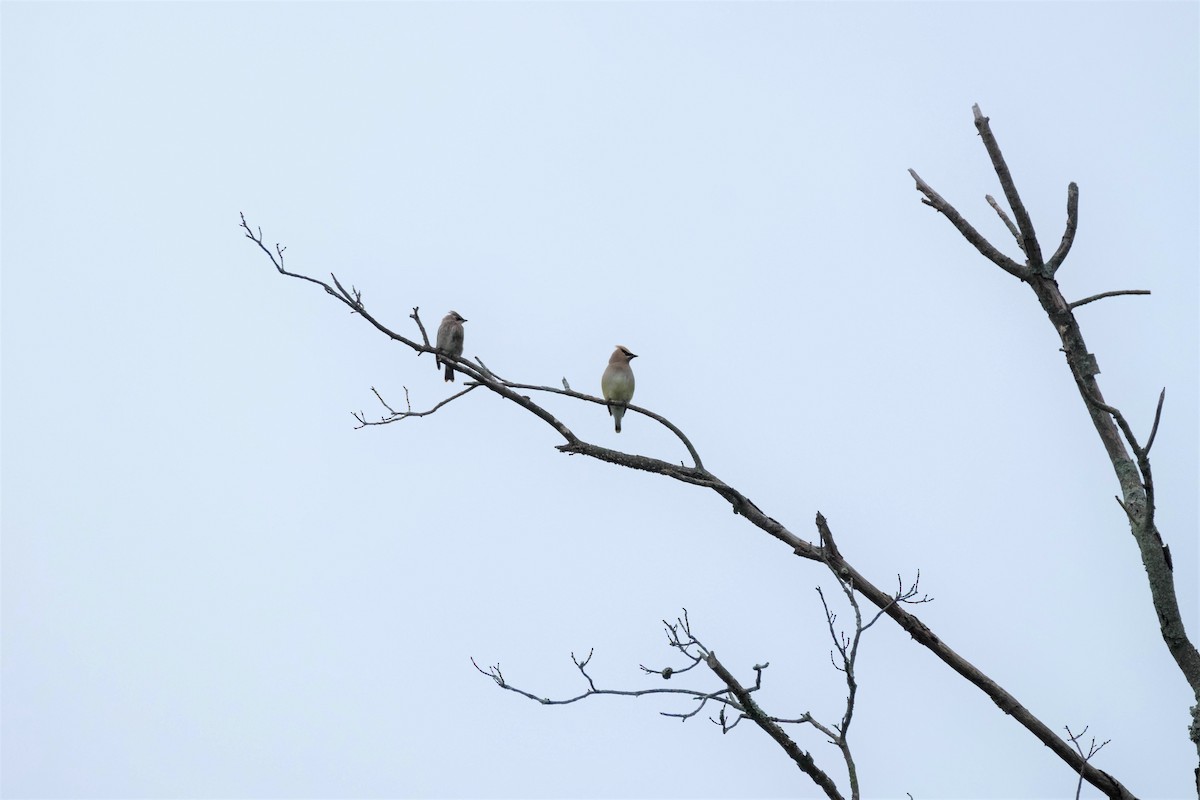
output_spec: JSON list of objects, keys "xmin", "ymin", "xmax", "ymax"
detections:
[
  {"xmin": 601, "ymin": 345, "xmax": 637, "ymax": 433},
  {"xmin": 435, "ymin": 311, "xmax": 467, "ymax": 382}
]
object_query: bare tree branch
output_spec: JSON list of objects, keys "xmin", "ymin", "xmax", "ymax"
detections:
[
  {"xmin": 986, "ymin": 193, "xmax": 1024, "ymax": 252},
  {"xmin": 1068, "ymin": 289, "xmax": 1151, "ymax": 310},
  {"xmin": 409, "ymin": 306, "xmax": 431, "ymax": 348},
  {"xmin": 1145, "ymin": 388, "xmax": 1166, "ymax": 455},
  {"xmin": 911, "ymin": 104, "xmax": 1199, "ymax": 793},
  {"xmin": 907, "ymin": 170, "xmax": 1029, "ymax": 279},
  {"xmin": 1046, "ymin": 181, "xmax": 1081, "ymax": 275},
  {"xmin": 502, "ymin": 380, "xmax": 705, "ymax": 471},
  {"xmin": 1076, "ymin": 372, "xmax": 1162, "ymax": 535},
  {"xmin": 971, "ymin": 103, "xmax": 1045, "ymax": 273},
  {"xmin": 469, "ymin": 651, "xmax": 734, "ymax": 710},
  {"xmin": 815, "ymin": 554, "xmax": 931, "ymax": 800},
  {"xmin": 705, "ymin": 650, "xmax": 845, "ymax": 800},
  {"xmin": 353, "ymin": 384, "xmax": 480, "ymax": 428},
  {"xmin": 1067, "ymin": 725, "xmax": 1112, "ymax": 800},
  {"xmin": 473, "ymin": 602, "xmax": 946, "ymax": 798}
]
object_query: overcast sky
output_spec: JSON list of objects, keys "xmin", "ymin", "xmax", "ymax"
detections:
[{"xmin": 3, "ymin": 2, "xmax": 1197, "ymax": 799}]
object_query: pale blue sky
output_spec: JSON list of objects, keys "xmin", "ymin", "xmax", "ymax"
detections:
[{"xmin": 3, "ymin": 2, "xmax": 1198, "ymax": 798}]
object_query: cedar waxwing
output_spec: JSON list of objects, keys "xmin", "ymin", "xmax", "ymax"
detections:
[
  {"xmin": 601, "ymin": 345, "xmax": 637, "ymax": 433},
  {"xmin": 435, "ymin": 311, "xmax": 467, "ymax": 382}
]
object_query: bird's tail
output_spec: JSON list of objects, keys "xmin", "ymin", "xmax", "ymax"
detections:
[
  {"xmin": 612, "ymin": 405, "xmax": 624, "ymax": 433},
  {"xmin": 443, "ymin": 361, "xmax": 455, "ymax": 382}
]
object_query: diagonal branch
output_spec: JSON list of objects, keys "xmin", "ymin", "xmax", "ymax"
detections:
[
  {"xmin": 986, "ymin": 194, "xmax": 1024, "ymax": 252},
  {"xmin": 814, "ymin": 515, "xmax": 1136, "ymax": 800},
  {"xmin": 706, "ymin": 651, "xmax": 845, "ymax": 800},
  {"xmin": 908, "ymin": 169, "xmax": 1030, "ymax": 279},
  {"xmin": 243, "ymin": 210, "xmax": 1139, "ymax": 799},
  {"xmin": 971, "ymin": 103, "xmax": 1045, "ymax": 273}
]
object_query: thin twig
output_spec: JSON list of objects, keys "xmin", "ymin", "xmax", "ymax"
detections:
[
  {"xmin": 409, "ymin": 307, "xmax": 431, "ymax": 348},
  {"xmin": 1068, "ymin": 290, "xmax": 1151, "ymax": 310},
  {"xmin": 468, "ymin": 654, "xmax": 737, "ymax": 709},
  {"xmin": 353, "ymin": 384, "xmax": 479, "ymax": 427},
  {"xmin": 985, "ymin": 194, "xmax": 1023, "ymax": 252},
  {"xmin": 1066, "ymin": 725, "xmax": 1111, "ymax": 800},
  {"xmin": 1144, "ymin": 388, "xmax": 1166, "ymax": 455}
]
